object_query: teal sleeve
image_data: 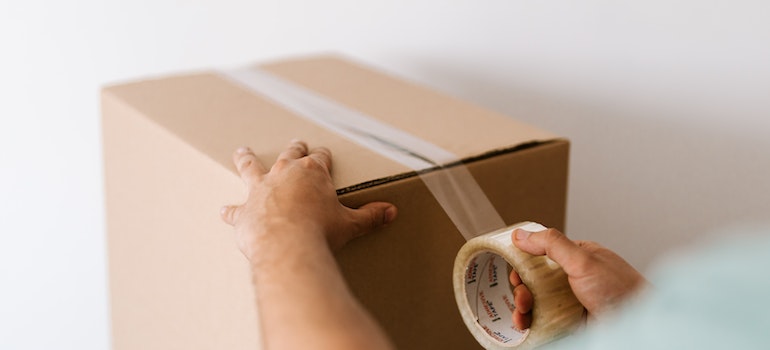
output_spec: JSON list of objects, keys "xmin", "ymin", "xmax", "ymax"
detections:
[{"xmin": 542, "ymin": 226, "xmax": 770, "ymax": 350}]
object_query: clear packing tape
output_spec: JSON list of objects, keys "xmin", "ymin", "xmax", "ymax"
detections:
[
  {"xmin": 218, "ymin": 67, "xmax": 584, "ymax": 348},
  {"xmin": 455, "ymin": 222, "xmax": 584, "ymax": 349},
  {"xmin": 219, "ymin": 67, "xmax": 506, "ymax": 241}
]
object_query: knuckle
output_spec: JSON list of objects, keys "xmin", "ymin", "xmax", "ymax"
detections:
[
  {"xmin": 543, "ymin": 228, "xmax": 565, "ymax": 244},
  {"xmin": 316, "ymin": 147, "xmax": 331, "ymax": 156},
  {"xmin": 221, "ymin": 206, "xmax": 239, "ymax": 225},
  {"xmin": 367, "ymin": 209, "xmax": 380, "ymax": 230},
  {"xmin": 272, "ymin": 158, "xmax": 291, "ymax": 170},
  {"xmin": 291, "ymin": 143, "xmax": 308, "ymax": 154},
  {"xmin": 299, "ymin": 157, "xmax": 322, "ymax": 170},
  {"xmin": 578, "ymin": 240, "xmax": 602, "ymax": 250},
  {"xmin": 238, "ymin": 158, "xmax": 253, "ymax": 171}
]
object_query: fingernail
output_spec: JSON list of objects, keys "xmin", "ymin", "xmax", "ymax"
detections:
[
  {"xmin": 220, "ymin": 206, "xmax": 228, "ymax": 215},
  {"xmin": 236, "ymin": 146, "xmax": 250, "ymax": 154},
  {"xmin": 514, "ymin": 229, "xmax": 531, "ymax": 240},
  {"xmin": 290, "ymin": 138, "xmax": 303, "ymax": 144},
  {"xmin": 384, "ymin": 206, "xmax": 397, "ymax": 224}
]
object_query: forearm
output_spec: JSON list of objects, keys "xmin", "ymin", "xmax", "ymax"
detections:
[
  {"xmin": 249, "ymin": 230, "xmax": 395, "ymax": 350},
  {"xmin": 222, "ymin": 143, "xmax": 397, "ymax": 349}
]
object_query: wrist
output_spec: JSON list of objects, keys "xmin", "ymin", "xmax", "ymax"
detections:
[{"xmin": 243, "ymin": 221, "xmax": 329, "ymax": 266}]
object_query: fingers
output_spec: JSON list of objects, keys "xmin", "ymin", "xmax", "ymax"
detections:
[
  {"xmin": 509, "ymin": 269, "xmax": 533, "ymax": 330},
  {"xmin": 347, "ymin": 202, "xmax": 397, "ymax": 239},
  {"xmin": 220, "ymin": 205, "xmax": 240, "ymax": 226},
  {"xmin": 574, "ymin": 240, "xmax": 607, "ymax": 254},
  {"xmin": 276, "ymin": 139, "xmax": 309, "ymax": 162},
  {"xmin": 513, "ymin": 284, "xmax": 533, "ymax": 314},
  {"xmin": 509, "ymin": 269, "xmax": 522, "ymax": 287},
  {"xmin": 308, "ymin": 146, "xmax": 333, "ymax": 172},
  {"xmin": 513, "ymin": 309, "xmax": 532, "ymax": 331},
  {"xmin": 233, "ymin": 147, "xmax": 267, "ymax": 186},
  {"xmin": 513, "ymin": 228, "xmax": 592, "ymax": 277},
  {"xmin": 239, "ymin": 140, "xmax": 332, "ymax": 178}
]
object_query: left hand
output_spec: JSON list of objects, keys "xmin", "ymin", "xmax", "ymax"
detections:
[{"xmin": 220, "ymin": 140, "xmax": 398, "ymax": 261}]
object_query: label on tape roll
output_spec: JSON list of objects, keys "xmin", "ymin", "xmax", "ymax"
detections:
[
  {"xmin": 464, "ymin": 251, "xmax": 529, "ymax": 346},
  {"xmin": 454, "ymin": 222, "xmax": 585, "ymax": 350}
]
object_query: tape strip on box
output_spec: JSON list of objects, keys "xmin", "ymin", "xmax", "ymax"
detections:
[{"xmin": 218, "ymin": 67, "xmax": 506, "ymax": 240}]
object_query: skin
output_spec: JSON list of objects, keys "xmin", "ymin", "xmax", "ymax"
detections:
[
  {"xmin": 221, "ymin": 140, "xmax": 647, "ymax": 349},
  {"xmin": 220, "ymin": 140, "xmax": 397, "ymax": 350},
  {"xmin": 509, "ymin": 228, "xmax": 649, "ymax": 329}
]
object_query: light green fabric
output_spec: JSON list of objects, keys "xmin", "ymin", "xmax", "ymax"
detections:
[{"xmin": 545, "ymin": 226, "xmax": 770, "ymax": 350}]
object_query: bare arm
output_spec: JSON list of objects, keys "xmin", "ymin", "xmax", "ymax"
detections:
[{"xmin": 221, "ymin": 140, "xmax": 397, "ymax": 350}]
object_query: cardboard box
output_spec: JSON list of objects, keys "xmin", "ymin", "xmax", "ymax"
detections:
[{"xmin": 102, "ymin": 55, "xmax": 569, "ymax": 350}]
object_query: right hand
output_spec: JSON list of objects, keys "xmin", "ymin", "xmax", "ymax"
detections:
[{"xmin": 509, "ymin": 227, "xmax": 648, "ymax": 329}]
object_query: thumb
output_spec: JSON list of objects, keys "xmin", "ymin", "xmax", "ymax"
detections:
[
  {"xmin": 512, "ymin": 228, "xmax": 591, "ymax": 276},
  {"xmin": 348, "ymin": 202, "xmax": 398, "ymax": 237},
  {"xmin": 220, "ymin": 205, "xmax": 240, "ymax": 226}
]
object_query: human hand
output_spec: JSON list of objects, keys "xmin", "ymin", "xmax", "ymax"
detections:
[
  {"xmin": 220, "ymin": 140, "xmax": 398, "ymax": 261},
  {"xmin": 508, "ymin": 228, "xmax": 648, "ymax": 330}
]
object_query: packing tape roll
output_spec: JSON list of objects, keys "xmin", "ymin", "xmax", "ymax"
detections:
[{"xmin": 454, "ymin": 222, "xmax": 585, "ymax": 349}]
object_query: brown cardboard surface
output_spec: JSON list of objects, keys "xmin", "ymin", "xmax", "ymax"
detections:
[
  {"xmin": 103, "ymin": 55, "xmax": 556, "ymax": 190},
  {"xmin": 102, "ymin": 55, "xmax": 569, "ymax": 350},
  {"xmin": 336, "ymin": 141, "xmax": 568, "ymax": 350},
  {"xmin": 103, "ymin": 91, "xmax": 260, "ymax": 350}
]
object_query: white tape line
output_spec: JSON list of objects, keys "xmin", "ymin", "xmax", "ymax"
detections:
[
  {"xmin": 218, "ymin": 68, "xmax": 506, "ymax": 240},
  {"xmin": 453, "ymin": 222, "xmax": 584, "ymax": 349}
]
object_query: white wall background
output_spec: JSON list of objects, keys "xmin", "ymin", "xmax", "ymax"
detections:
[{"xmin": 1, "ymin": 1, "xmax": 768, "ymax": 349}]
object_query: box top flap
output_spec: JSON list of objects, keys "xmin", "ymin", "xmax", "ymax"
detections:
[{"xmin": 102, "ymin": 55, "xmax": 558, "ymax": 190}]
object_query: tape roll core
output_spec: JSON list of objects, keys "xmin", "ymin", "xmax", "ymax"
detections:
[
  {"xmin": 454, "ymin": 222, "xmax": 585, "ymax": 349},
  {"xmin": 463, "ymin": 250, "xmax": 529, "ymax": 346}
]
